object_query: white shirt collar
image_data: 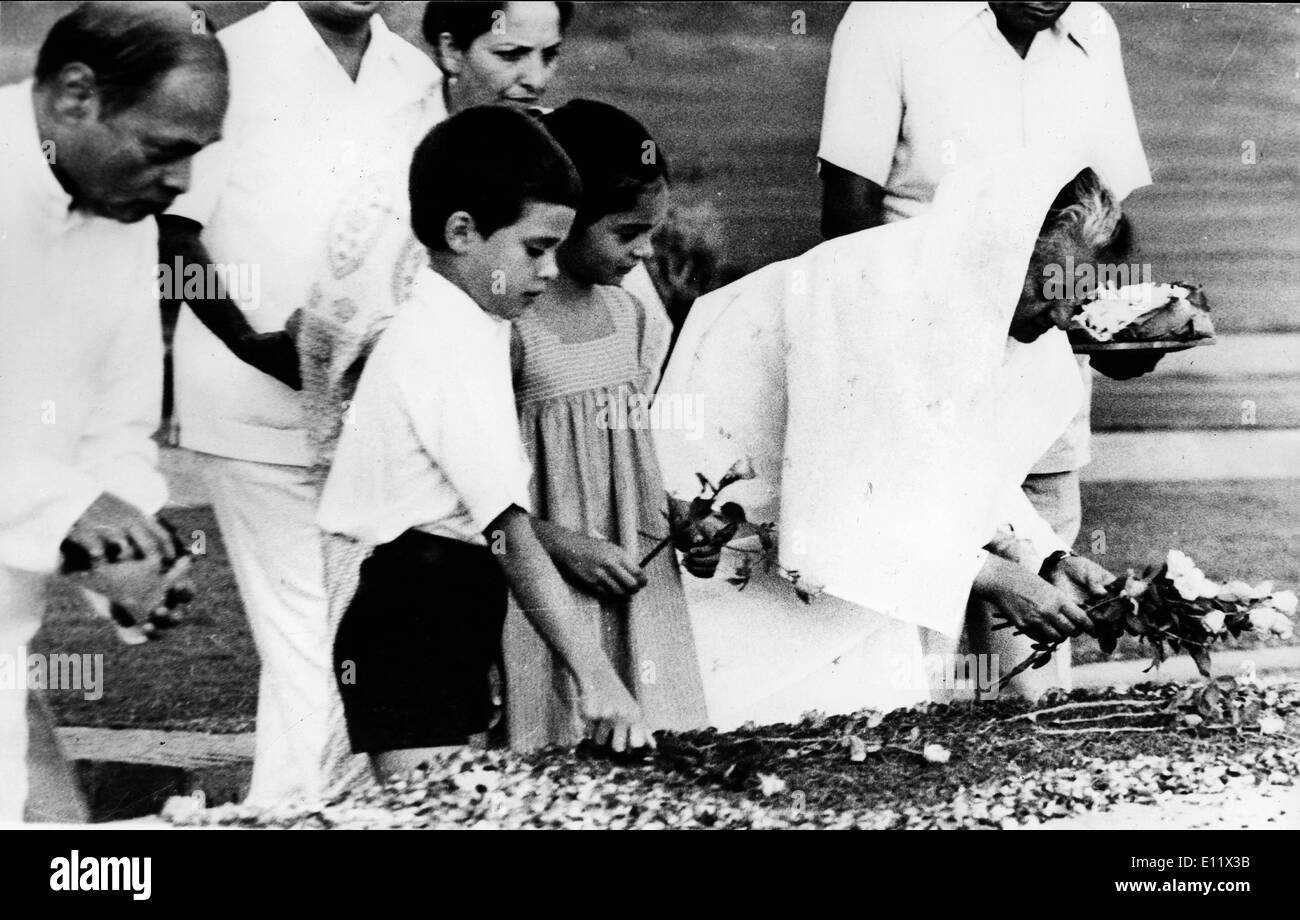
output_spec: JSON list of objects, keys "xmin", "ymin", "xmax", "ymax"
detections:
[
  {"xmin": 415, "ymin": 265, "xmax": 513, "ymax": 332},
  {"xmin": 956, "ymin": 2, "xmax": 1092, "ymax": 56},
  {"xmin": 6, "ymin": 80, "xmax": 79, "ymax": 229},
  {"xmin": 267, "ymin": 1, "xmax": 412, "ymax": 76}
]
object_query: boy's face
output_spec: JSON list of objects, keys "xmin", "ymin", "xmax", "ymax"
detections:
[
  {"xmin": 560, "ymin": 181, "xmax": 668, "ymax": 286},
  {"xmin": 462, "ymin": 200, "xmax": 575, "ymax": 320}
]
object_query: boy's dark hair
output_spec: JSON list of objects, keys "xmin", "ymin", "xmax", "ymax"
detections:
[
  {"xmin": 409, "ymin": 105, "xmax": 582, "ymax": 250},
  {"xmin": 540, "ymin": 99, "xmax": 670, "ymax": 232},
  {"xmin": 422, "ymin": 1, "xmax": 575, "ymax": 51},
  {"xmin": 35, "ymin": 1, "xmax": 227, "ymax": 118}
]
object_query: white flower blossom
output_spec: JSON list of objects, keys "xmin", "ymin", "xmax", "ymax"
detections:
[
  {"xmin": 726, "ymin": 457, "xmax": 757, "ymax": 481},
  {"xmin": 1165, "ymin": 549, "xmax": 1198, "ymax": 579},
  {"xmin": 1248, "ymin": 607, "xmax": 1294, "ymax": 640},
  {"xmin": 1164, "ymin": 550, "xmax": 1222, "ymax": 600},
  {"xmin": 1171, "ymin": 566, "xmax": 1221, "ymax": 602},
  {"xmin": 1218, "ymin": 579, "xmax": 1264, "ymax": 601},
  {"xmin": 923, "ymin": 744, "xmax": 951, "ymax": 764},
  {"xmin": 1200, "ymin": 610, "xmax": 1226, "ymax": 634},
  {"xmin": 1266, "ymin": 589, "xmax": 1297, "ymax": 616}
]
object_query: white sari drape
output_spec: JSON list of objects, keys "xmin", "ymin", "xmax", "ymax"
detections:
[{"xmin": 656, "ymin": 152, "xmax": 1089, "ymax": 728}]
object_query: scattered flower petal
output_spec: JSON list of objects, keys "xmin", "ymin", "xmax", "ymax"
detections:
[
  {"xmin": 848, "ymin": 735, "xmax": 868, "ymax": 763},
  {"xmin": 1258, "ymin": 715, "xmax": 1284, "ymax": 735},
  {"xmin": 757, "ymin": 773, "xmax": 787, "ymax": 797},
  {"xmin": 923, "ymin": 744, "xmax": 952, "ymax": 764},
  {"xmin": 452, "ymin": 769, "xmax": 501, "ymax": 794}
]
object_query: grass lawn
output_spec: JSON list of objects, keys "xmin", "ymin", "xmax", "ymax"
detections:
[
  {"xmin": 33, "ymin": 507, "xmax": 257, "ymax": 734},
  {"xmin": 33, "ymin": 479, "xmax": 1299, "ymax": 732}
]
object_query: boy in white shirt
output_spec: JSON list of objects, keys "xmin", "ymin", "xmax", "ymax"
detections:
[{"xmin": 318, "ymin": 106, "xmax": 651, "ymax": 777}]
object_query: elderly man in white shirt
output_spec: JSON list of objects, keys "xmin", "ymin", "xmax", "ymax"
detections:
[
  {"xmin": 818, "ymin": 0, "xmax": 1152, "ymax": 695},
  {"xmin": 0, "ymin": 1, "xmax": 226, "ymax": 823},
  {"xmin": 161, "ymin": 0, "xmax": 444, "ymax": 805}
]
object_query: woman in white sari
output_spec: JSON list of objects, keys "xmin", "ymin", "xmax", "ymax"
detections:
[{"xmin": 656, "ymin": 151, "xmax": 1121, "ymax": 729}]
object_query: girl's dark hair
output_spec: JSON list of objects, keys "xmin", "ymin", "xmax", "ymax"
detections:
[
  {"xmin": 540, "ymin": 99, "xmax": 669, "ymax": 231},
  {"xmin": 422, "ymin": 1, "xmax": 575, "ymax": 50},
  {"xmin": 409, "ymin": 104, "xmax": 582, "ymax": 250},
  {"xmin": 35, "ymin": 1, "xmax": 226, "ymax": 118}
]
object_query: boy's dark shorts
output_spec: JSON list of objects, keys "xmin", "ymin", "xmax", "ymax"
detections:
[{"xmin": 334, "ymin": 529, "xmax": 507, "ymax": 754}]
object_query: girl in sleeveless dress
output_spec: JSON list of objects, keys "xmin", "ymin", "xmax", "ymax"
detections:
[{"xmin": 503, "ymin": 100, "xmax": 711, "ymax": 751}]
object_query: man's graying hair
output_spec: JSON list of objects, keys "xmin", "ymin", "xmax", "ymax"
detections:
[
  {"xmin": 1038, "ymin": 168, "xmax": 1133, "ymax": 264},
  {"xmin": 35, "ymin": 1, "xmax": 226, "ymax": 118}
]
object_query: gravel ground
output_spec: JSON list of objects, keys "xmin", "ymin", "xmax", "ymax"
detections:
[
  {"xmin": 1023, "ymin": 784, "xmax": 1295, "ymax": 830},
  {"xmin": 171, "ymin": 681, "xmax": 1300, "ymax": 830}
]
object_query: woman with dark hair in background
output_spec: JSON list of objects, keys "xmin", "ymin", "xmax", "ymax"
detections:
[
  {"xmin": 421, "ymin": 1, "xmax": 672, "ymax": 335},
  {"xmin": 423, "ymin": 0, "xmax": 573, "ymax": 113}
]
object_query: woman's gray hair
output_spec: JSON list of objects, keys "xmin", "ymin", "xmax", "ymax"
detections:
[{"xmin": 1038, "ymin": 168, "xmax": 1131, "ymax": 263}]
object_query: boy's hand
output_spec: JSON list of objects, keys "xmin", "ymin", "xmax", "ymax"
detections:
[
  {"xmin": 579, "ymin": 669, "xmax": 655, "ymax": 753},
  {"xmin": 556, "ymin": 530, "xmax": 646, "ymax": 598}
]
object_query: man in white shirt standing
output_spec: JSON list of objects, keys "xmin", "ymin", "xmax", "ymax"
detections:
[
  {"xmin": 0, "ymin": 1, "xmax": 227, "ymax": 822},
  {"xmin": 818, "ymin": 1, "xmax": 1153, "ymax": 695},
  {"xmin": 161, "ymin": 1, "xmax": 443, "ymax": 805}
]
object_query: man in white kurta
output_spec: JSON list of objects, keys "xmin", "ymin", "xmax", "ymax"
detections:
[
  {"xmin": 167, "ymin": 1, "xmax": 443, "ymax": 804},
  {"xmin": 0, "ymin": 2, "xmax": 226, "ymax": 821},
  {"xmin": 0, "ymin": 85, "xmax": 164, "ymax": 823},
  {"xmin": 818, "ymin": 0, "xmax": 1151, "ymax": 691}
]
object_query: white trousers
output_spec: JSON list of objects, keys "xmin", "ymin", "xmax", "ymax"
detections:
[
  {"xmin": 0, "ymin": 566, "xmax": 45, "ymax": 822},
  {"xmin": 202, "ymin": 455, "xmax": 339, "ymax": 805}
]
